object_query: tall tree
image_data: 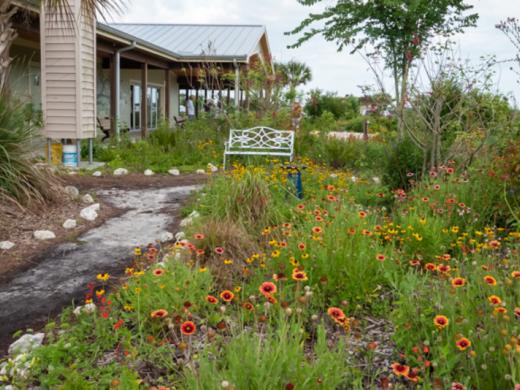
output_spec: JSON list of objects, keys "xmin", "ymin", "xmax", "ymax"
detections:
[
  {"xmin": 286, "ymin": 0, "xmax": 478, "ymax": 137},
  {"xmin": 496, "ymin": 17, "xmax": 520, "ymax": 83},
  {"xmin": 277, "ymin": 60, "xmax": 312, "ymax": 102},
  {"xmin": 0, "ymin": 0, "xmax": 122, "ymax": 92}
]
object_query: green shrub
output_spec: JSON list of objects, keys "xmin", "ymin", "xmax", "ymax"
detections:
[
  {"xmin": 382, "ymin": 136, "xmax": 424, "ymax": 190},
  {"xmin": 0, "ymin": 94, "xmax": 61, "ymax": 207}
]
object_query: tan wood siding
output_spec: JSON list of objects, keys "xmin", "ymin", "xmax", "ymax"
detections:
[{"xmin": 41, "ymin": 0, "xmax": 97, "ymax": 139}]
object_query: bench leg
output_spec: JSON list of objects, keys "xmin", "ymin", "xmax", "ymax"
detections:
[{"xmin": 223, "ymin": 154, "xmax": 227, "ymax": 170}]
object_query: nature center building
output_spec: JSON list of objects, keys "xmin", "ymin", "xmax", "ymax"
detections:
[{"xmin": 7, "ymin": 0, "xmax": 273, "ymax": 161}]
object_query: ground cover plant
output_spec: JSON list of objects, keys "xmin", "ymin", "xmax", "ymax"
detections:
[{"xmin": 1, "ymin": 155, "xmax": 519, "ymax": 389}]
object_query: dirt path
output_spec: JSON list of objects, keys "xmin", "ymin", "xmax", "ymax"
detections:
[{"xmin": 0, "ymin": 174, "xmax": 206, "ymax": 354}]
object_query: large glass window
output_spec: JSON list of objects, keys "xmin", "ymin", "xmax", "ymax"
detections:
[{"xmin": 130, "ymin": 84, "xmax": 161, "ymax": 130}]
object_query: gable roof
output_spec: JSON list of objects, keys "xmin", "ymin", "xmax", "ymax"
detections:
[{"xmin": 100, "ymin": 23, "xmax": 268, "ymax": 62}]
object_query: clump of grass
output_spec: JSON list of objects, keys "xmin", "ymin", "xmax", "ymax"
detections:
[
  {"xmin": 199, "ymin": 170, "xmax": 281, "ymax": 233},
  {"xmin": 0, "ymin": 94, "xmax": 62, "ymax": 208},
  {"xmin": 190, "ymin": 218, "xmax": 260, "ymax": 286}
]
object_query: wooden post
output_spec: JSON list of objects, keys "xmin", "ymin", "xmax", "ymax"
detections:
[
  {"xmin": 141, "ymin": 62, "xmax": 148, "ymax": 139},
  {"xmin": 195, "ymin": 89, "xmax": 199, "ymax": 118},
  {"xmin": 165, "ymin": 69, "xmax": 170, "ymax": 126},
  {"xmin": 110, "ymin": 55, "xmax": 117, "ymax": 134}
]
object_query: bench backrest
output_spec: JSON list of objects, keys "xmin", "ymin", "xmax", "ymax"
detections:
[{"xmin": 228, "ymin": 127, "xmax": 294, "ymax": 151}]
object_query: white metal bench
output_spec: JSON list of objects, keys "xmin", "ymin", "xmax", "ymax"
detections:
[{"xmin": 223, "ymin": 126, "xmax": 295, "ymax": 169}]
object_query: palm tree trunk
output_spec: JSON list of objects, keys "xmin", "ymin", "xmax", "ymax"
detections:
[{"xmin": 0, "ymin": 1, "xmax": 17, "ymax": 94}]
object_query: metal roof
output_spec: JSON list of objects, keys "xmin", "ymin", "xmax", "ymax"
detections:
[{"xmin": 101, "ymin": 23, "xmax": 267, "ymax": 62}]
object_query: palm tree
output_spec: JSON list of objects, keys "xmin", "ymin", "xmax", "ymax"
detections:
[
  {"xmin": 0, "ymin": 0, "xmax": 122, "ymax": 92},
  {"xmin": 277, "ymin": 60, "xmax": 312, "ymax": 102}
]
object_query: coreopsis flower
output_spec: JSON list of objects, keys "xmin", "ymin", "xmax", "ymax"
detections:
[
  {"xmin": 451, "ymin": 277, "xmax": 466, "ymax": 288},
  {"xmin": 292, "ymin": 269, "xmax": 308, "ymax": 281},
  {"xmin": 96, "ymin": 273, "xmax": 110, "ymax": 282},
  {"xmin": 180, "ymin": 321, "xmax": 196, "ymax": 336},
  {"xmin": 150, "ymin": 309, "xmax": 168, "ymax": 319},
  {"xmin": 259, "ymin": 282, "xmax": 277, "ymax": 296},
  {"xmin": 488, "ymin": 295, "xmax": 502, "ymax": 305},
  {"xmin": 483, "ymin": 275, "xmax": 497, "ymax": 286},
  {"xmin": 152, "ymin": 268, "xmax": 165, "ymax": 277},
  {"xmin": 391, "ymin": 362, "xmax": 410, "ymax": 377},
  {"xmin": 433, "ymin": 315, "xmax": 449, "ymax": 329},
  {"xmin": 455, "ymin": 337, "xmax": 471, "ymax": 351},
  {"xmin": 220, "ymin": 290, "xmax": 235, "ymax": 302},
  {"xmin": 206, "ymin": 295, "xmax": 218, "ymax": 304}
]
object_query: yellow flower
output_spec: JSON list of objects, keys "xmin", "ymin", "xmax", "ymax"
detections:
[
  {"xmin": 224, "ymin": 259, "xmax": 234, "ymax": 265},
  {"xmin": 412, "ymin": 233, "xmax": 423, "ymax": 241},
  {"xmin": 301, "ymin": 253, "xmax": 309, "ymax": 259},
  {"xmin": 134, "ymin": 287, "xmax": 142, "ymax": 294},
  {"xmin": 451, "ymin": 226, "xmax": 459, "ymax": 233},
  {"xmin": 234, "ymin": 286, "xmax": 241, "ymax": 293},
  {"xmin": 123, "ymin": 304, "xmax": 134, "ymax": 312},
  {"xmin": 134, "ymin": 247, "xmax": 142, "ymax": 256},
  {"xmin": 419, "ymin": 217, "xmax": 426, "ymax": 225},
  {"xmin": 271, "ymin": 250, "xmax": 281, "ymax": 258},
  {"xmin": 198, "ymin": 267, "xmax": 208, "ymax": 273},
  {"xmin": 96, "ymin": 273, "xmax": 110, "ymax": 282}
]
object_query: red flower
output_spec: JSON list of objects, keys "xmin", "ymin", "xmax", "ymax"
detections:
[
  {"xmin": 214, "ymin": 247, "xmax": 225, "ymax": 255},
  {"xmin": 194, "ymin": 233, "xmax": 205, "ymax": 240},
  {"xmin": 376, "ymin": 254, "xmax": 386, "ymax": 262},
  {"xmin": 391, "ymin": 362, "xmax": 410, "ymax": 377},
  {"xmin": 180, "ymin": 321, "xmax": 196, "ymax": 336},
  {"xmin": 259, "ymin": 281, "xmax": 277, "ymax": 296},
  {"xmin": 150, "ymin": 309, "xmax": 168, "ymax": 319},
  {"xmin": 206, "ymin": 295, "xmax": 218, "ymax": 304},
  {"xmin": 242, "ymin": 302, "xmax": 255, "ymax": 311},
  {"xmin": 220, "ymin": 290, "xmax": 234, "ymax": 302},
  {"xmin": 327, "ymin": 307, "xmax": 346, "ymax": 324},
  {"xmin": 152, "ymin": 268, "xmax": 165, "ymax": 276},
  {"xmin": 113, "ymin": 319, "xmax": 124, "ymax": 330},
  {"xmin": 455, "ymin": 337, "xmax": 471, "ymax": 351}
]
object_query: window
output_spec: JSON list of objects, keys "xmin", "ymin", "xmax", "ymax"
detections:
[{"xmin": 130, "ymin": 84, "xmax": 161, "ymax": 130}]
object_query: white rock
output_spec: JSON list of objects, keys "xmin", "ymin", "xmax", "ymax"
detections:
[
  {"xmin": 168, "ymin": 168, "xmax": 180, "ymax": 176},
  {"xmin": 73, "ymin": 303, "xmax": 96, "ymax": 317},
  {"xmin": 92, "ymin": 171, "xmax": 102, "ymax": 177},
  {"xmin": 0, "ymin": 241, "xmax": 15, "ymax": 250},
  {"xmin": 33, "ymin": 230, "xmax": 56, "ymax": 240},
  {"xmin": 179, "ymin": 217, "xmax": 192, "ymax": 227},
  {"xmin": 159, "ymin": 231, "xmax": 174, "ymax": 242},
  {"xmin": 62, "ymin": 219, "xmax": 77, "ymax": 229},
  {"xmin": 81, "ymin": 194, "xmax": 94, "ymax": 204},
  {"xmin": 80, "ymin": 203, "xmax": 100, "ymax": 221},
  {"xmin": 351, "ymin": 176, "xmax": 358, "ymax": 183},
  {"xmin": 189, "ymin": 210, "xmax": 200, "ymax": 219},
  {"xmin": 196, "ymin": 169, "xmax": 206, "ymax": 175},
  {"xmin": 372, "ymin": 176, "xmax": 381, "ymax": 184},
  {"xmin": 113, "ymin": 168, "xmax": 128, "ymax": 176},
  {"xmin": 8, "ymin": 333, "xmax": 45, "ymax": 356},
  {"xmin": 64, "ymin": 185, "xmax": 79, "ymax": 198},
  {"xmin": 175, "ymin": 231, "xmax": 186, "ymax": 241},
  {"xmin": 144, "ymin": 169, "xmax": 154, "ymax": 176},
  {"xmin": 207, "ymin": 163, "xmax": 218, "ymax": 173}
]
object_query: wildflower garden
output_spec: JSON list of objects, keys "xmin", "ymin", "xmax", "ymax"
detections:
[{"xmin": 2, "ymin": 136, "xmax": 520, "ymax": 388}]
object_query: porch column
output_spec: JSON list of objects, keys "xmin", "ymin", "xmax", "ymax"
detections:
[
  {"xmin": 165, "ymin": 69, "xmax": 170, "ymax": 125},
  {"xmin": 234, "ymin": 60, "xmax": 240, "ymax": 110},
  {"xmin": 110, "ymin": 55, "xmax": 117, "ymax": 133},
  {"xmin": 195, "ymin": 88, "xmax": 199, "ymax": 117},
  {"xmin": 141, "ymin": 62, "xmax": 148, "ymax": 138}
]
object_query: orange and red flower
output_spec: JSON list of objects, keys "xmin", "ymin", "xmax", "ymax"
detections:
[
  {"xmin": 327, "ymin": 307, "xmax": 346, "ymax": 324},
  {"xmin": 150, "ymin": 309, "xmax": 168, "ymax": 319},
  {"xmin": 451, "ymin": 277, "xmax": 466, "ymax": 288},
  {"xmin": 242, "ymin": 302, "xmax": 255, "ymax": 311},
  {"xmin": 433, "ymin": 315, "xmax": 449, "ymax": 329},
  {"xmin": 206, "ymin": 295, "xmax": 218, "ymax": 304},
  {"xmin": 455, "ymin": 337, "xmax": 471, "ymax": 351},
  {"xmin": 259, "ymin": 281, "xmax": 277, "ymax": 296},
  {"xmin": 292, "ymin": 269, "xmax": 308, "ymax": 281},
  {"xmin": 220, "ymin": 290, "xmax": 235, "ymax": 302},
  {"xmin": 152, "ymin": 268, "xmax": 165, "ymax": 277},
  {"xmin": 376, "ymin": 254, "xmax": 386, "ymax": 262},
  {"xmin": 391, "ymin": 362, "xmax": 410, "ymax": 377},
  {"xmin": 483, "ymin": 275, "xmax": 497, "ymax": 286},
  {"xmin": 488, "ymin": 295, "xmax": 502, "ymax": 305},
  {"xmin": 180, "ymin": 321, "xmax": 196, "ymax": 336}
]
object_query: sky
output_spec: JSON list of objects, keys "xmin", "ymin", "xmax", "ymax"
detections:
[{"xmin": 114, "ymin": 0, "xmax": 520, "ymax": 102}]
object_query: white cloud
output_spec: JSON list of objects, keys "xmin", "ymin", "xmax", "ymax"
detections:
[{"xmin": 116, "ymin": 0, "xmax": 520, "ymax": 100}]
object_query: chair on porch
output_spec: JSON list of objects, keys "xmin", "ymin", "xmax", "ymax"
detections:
[
  {"xmin": 97, "ymin": 117, "xmax": 111, "ymax": 142},
  {"xmin": 174, "ymin": 116, "xmax": 187, "ymax": 129}
]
